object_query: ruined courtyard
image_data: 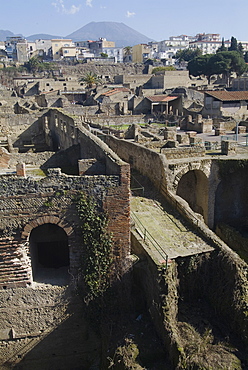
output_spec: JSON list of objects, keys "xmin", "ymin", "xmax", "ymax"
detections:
[{"xmin": 0, "ymin": 64, "xmax": 247, "ymax": 369}]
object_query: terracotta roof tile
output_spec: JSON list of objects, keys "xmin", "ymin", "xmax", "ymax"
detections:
[
  {"xmin": 101, "ymin": 87, "xmax": 130, "ymax": 97},
  {"xmin": 146, "ymin": 95, "xmax": 178, "ymax": 102},
  {"xmin": 205, "ymin": 90, "xmax": 248, "ymax": 101}
]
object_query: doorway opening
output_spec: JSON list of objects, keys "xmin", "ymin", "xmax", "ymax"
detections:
[{"xmin": 30, "ymin": 223, "xmax": 69, "ymax": 285}]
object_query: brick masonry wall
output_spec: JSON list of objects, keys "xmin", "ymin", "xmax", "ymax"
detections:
[
  {"xmin": 0, "ymin": 170, "xmax": 127, "ymax": 288},
  {"xmin": 104, "ymin": 164, "xmax": 131, "ymax": 273}
]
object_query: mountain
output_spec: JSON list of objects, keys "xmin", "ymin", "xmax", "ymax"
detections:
[
  {"xmin": 26, "ymin": 34, "xmax": 62, "ymax": 41},
  {"xmin": 66, "ymin": 21, "xmax": 153, "ymax": 47},
  {"xmin": 0, "ymin": 30, "xmax": 19, "ymax": 41}
]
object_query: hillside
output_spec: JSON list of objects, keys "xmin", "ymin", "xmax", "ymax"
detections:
[
  {"xmin": 66, "ymin": 21, "xmax": 153, "ymax": 47},
  {"xmin": 0, "ymin": 30, "xmax": 19, "ymax": 41},
  {"xmin": 26, "ymin": 34, "xmax": 62, "ymax": 41}
]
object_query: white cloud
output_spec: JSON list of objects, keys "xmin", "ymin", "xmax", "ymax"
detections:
[
  {"xmin": 52, "ymin": 0, "xmax": 81, "ymax": 14},
  {"xmin": 86, "ymin": 0, "xmax": 93, "ymax": 7},
  {"xmin": 126, "ymin": 10, "xmax": 135, "ymax": 18}
]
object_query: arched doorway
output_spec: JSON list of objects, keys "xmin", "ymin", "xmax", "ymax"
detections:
[
  {"xmin": 176, "ymin": 169, "xmax": 209, "ymax": 223},
  {"xmin": 29, "ymin": 223, "xmax": 69, "ymax": 284}
]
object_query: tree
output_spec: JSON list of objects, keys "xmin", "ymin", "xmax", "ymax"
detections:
[
  {"xmin": 24, "ymin": 56, "xmax": 41, "ymax": 73},
  {"xmin": 238, "ymin": 42, "xmax": 244, "ymax": 55},
  {"xmin": 244, "ymin": 51, "xmax": 248, "ymax": 63},
  {"xmin": 123, "ymin": 46, "xmax": 132, "ymax": 62},
  {"xmin": 188, "ymin": 51, "xmax": 247, "ymax": 85},
  {"xmin": 188, "ymin": 54, "xmax": 212, "ymax": 82},
  {"xmin": 79, "ymin": 72, "xmax": 101, "ymax": 89},
  {"xmin": 175, "ymin": 48, "xmax": 202, "ymax": 63},
  {"xmin": 217, "ymin": 38, "xmax": 227, "ymax": 53},
  {"xmin": 218, "ymin": 51, "xmax": 247, "ymax": 76},
  {"xmin": 100, "ymin": 52, "xmax": 108, "ymax": 58},
  {"xmin": 228, "ymin": 36, "xmax": 238, "ymax": 51}
]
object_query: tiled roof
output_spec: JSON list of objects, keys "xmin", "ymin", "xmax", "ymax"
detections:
[
  {"xmin": 101, "ymin": 88, "xmax": 130, "ymax": 97},
  {"xmin": 146, "ymin": 95, "xmax": 178, "ymax": 103},
  {"xmin": 205, "ymin": 90, "xmax": 248, "ymax": 101}
]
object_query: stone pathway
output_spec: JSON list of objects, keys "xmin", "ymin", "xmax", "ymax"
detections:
[{"xmin": 131, "ymin": 196, "xmax": 214, "ymax": 264}]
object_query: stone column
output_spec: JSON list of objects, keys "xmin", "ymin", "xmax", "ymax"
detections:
[{"xmin": 16, "ymin": 163, "xmax": 26, "ymax": 177}]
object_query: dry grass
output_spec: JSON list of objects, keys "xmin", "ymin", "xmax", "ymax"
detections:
[{"xmin": 177, "ymin": 322, "xmax": 242, "ymax": 370}]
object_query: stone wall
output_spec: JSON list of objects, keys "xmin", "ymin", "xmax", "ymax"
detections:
[
  {"xmin": 0, "ymin": 170, "xmax": 121, "ymax": 288},
  {"xmin": 0, "ymin": 110, "xmax": 50, "ymax": 153},
  {"xmin": 0, "ymin": 108, "xmax": 132, "ymax": 288},
  {"xmin": 104, "ymin": 135, "xmax": 167, "ymax": 190},
  {"xmin": 0, "ymin": 286, "xmax": 101, "ymax": 369},
  {"xmin": 161, "ymin": 146, "xmax": 205, "ymax": 159},
  {"xmin": 131, "ymin": 203, "xmax": 248, "ymax": 365}
]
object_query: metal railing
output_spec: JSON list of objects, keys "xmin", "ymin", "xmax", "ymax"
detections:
[
  {"xmin": 131, "ymin": 210, "xmax": 168, "ymax": 267},
  {"xmin": 131, "ymin": 175, "xmax": 144, "ymax": 196}
]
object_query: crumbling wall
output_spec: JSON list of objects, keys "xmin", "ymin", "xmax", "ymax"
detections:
[
  {"xmin": 131, "ymin": 229, "xmax": 248, "ymax": 368},
  {"xmin": 0, "ymin": 286, "xmax": 101, "ymax": 369}
]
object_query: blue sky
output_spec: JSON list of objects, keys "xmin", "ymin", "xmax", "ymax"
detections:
[{"xmin": 0, "ymin": 0, "xmax": 247, "ymax": 41}]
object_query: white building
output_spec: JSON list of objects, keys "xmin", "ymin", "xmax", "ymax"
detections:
[
  {"xmin": 189, "ymin": 40, "xmax": 231, "ymax": 55},
  {"xmin": 102, "ymin": 47, "xmax": 123, "ymax": 63}
]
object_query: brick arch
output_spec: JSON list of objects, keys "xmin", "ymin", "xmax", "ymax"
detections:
[
  {"xmin": 172, "ymin": 163, "xmax": 210, "ymax": 191},
  {"xmin": 21, "ymin": 215, "xmax": 74, "ymax": 241}
]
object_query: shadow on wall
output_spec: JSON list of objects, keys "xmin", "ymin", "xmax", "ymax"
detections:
[
  {"xmin": 4, "ymin": 292, "xmax": 101, "ymax": 370},
  {"xmin": 176, "ymin": 169, "xmax": 209, "ymax": 224},
  {"xmin": 214, "ymin": 162, "xmax": 248, "ymax": 231},
  {"xmin": 40, "ymin": 144, "xmax": 81, "ymax": 175},
  {"xmin": 13, "ymin": 119, "xmax": 49, "ymax": 153}
]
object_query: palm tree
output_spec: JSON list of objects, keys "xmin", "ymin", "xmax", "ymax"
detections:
[
  {"xmin": 123, "ymin": 46, "xmax": 132, "ymax": 62},
  {"xmin": 79, "ymin": 72, "xmax": 101, "ymax": 89}
]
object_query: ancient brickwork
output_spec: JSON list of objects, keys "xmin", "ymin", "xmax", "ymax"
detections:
[
  {"xmin": 0, "ymin": 170, "xmax": 124, "ymax": 288},
  {"xmin": 104, "ymin": 164, "xmax": 131, "ymax": 270}
]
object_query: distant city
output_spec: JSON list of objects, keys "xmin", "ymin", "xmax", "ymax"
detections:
[{"xmin": 0, "ymin": 25, "xmax": 248, "ymax": 65}]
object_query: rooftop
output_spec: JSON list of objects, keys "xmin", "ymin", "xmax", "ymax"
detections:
[
  {"xmin": 205, "ymin": 90, "xmax": 248, "ymax": 101},
  {"xmin": 146, "ymin": 95, "xmax": 178, "ymax": 103}
]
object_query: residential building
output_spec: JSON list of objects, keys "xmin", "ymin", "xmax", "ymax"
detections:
[
  {"xmin": 195, "ymin": 33, "xmax": 221, "ymax": 42},
  {"xmin": 89, "ymin": 38, "xmax": 115, "ymax": 56},
  {"xmin": 132, "ymin": 44, "xmax": 151, "ymax": 63},
  {"xmin": 5, "ymin": 36, "xmax": 27, "ymax": 61},
  {"xmin": 35, "ymin": 39, "xmax": 52, "ymax": 60},
  {"xmin": 101, "ymin": 47, "xmax": 123, "ymax": 62},
  {"xmin": 16, "ymin": 42, "xmax": 29, "ymax": 63},
  {"xmin": 189, "ymin": 40, "xmax": 230, "ymax": 55},
  {"xmin": 51, "ymin": 39, "xmax": 75, "ymax": 60}
]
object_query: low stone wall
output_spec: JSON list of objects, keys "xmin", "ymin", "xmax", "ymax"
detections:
[
  {"xmin": 104, "ymin": 135, "xmax": 167, "ymax": 190},
  {"xmin": 161, "ymin": 146, "xmax": 205, "ymax": 159}
]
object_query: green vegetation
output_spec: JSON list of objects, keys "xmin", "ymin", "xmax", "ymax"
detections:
[
  {"xmin": 100, "ymin": 52, "xmax": 108, "ymax": 58},
  {"xmin": 188, "ymin": 51, "xmax": 247, "ymax": 84},
  {"xmin": 75, "ymin": 193, "xmax": 113, "ymax": 302},
  {"xmin": 23, "ymin": 56, "xmax": 57, "ymax": 73},
  {"xmin": 79, "ymin": 71, "xmax": 102, "ymax": 88},
  {"xmin": 175, "ymin": 47, "xmax": 202, "ymax": 63},
  {"xmin": 152, "ymin": 65, "xmax": 176, "ymax": 73},
  {"xmin": 43, "ymin": 200, "xmax": 53, "ymax": 208}
]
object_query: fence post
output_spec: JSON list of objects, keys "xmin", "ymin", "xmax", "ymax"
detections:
[{"xmin": 144, "ymin": 228, "xmax": 147, "ymax": 242}]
